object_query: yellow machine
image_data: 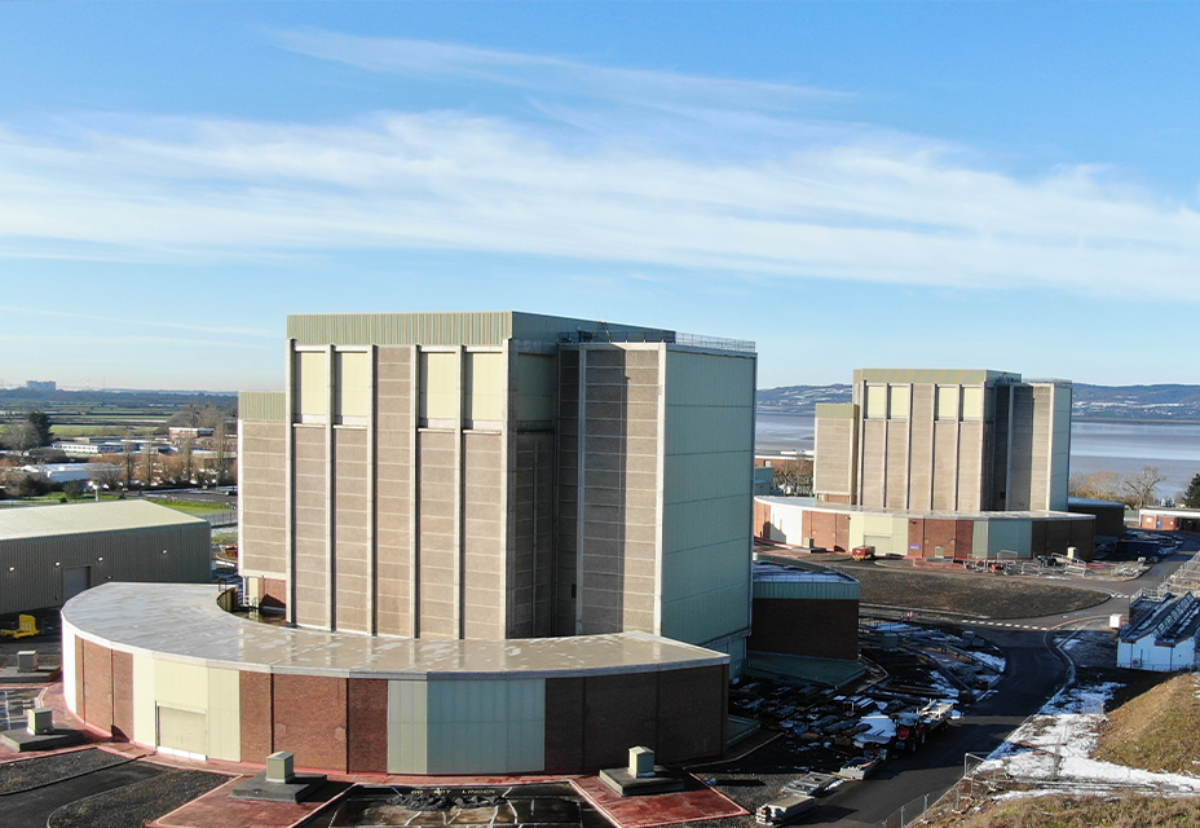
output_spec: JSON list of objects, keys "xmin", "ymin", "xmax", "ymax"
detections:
[{"xmin": 0, "ymin": 615, "xmax": 40, "ymax": 639}]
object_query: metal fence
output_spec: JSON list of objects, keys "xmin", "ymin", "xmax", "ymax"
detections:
[{"xmin": 203, "ymin": 510, "xmax": 238, "ymax": 527}]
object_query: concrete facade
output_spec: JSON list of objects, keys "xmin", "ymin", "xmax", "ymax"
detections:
[
  {"xmin": 238, "ymin": 312, "xmax": 756, "ymax": 661},
  {"xmin": 814, "ymin": 369, "xmax": 1071, "ymax": 513}
]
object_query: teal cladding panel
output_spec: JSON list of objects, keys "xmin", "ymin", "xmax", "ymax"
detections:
[
  {"xmin": 424, "ymin": 678, "xmax": 545, "ymax": 774},
  {"xmin": 660, "ymin": 350, "xmax": 754, "ymax": 648},
  {"xmin": 752, "ymin": 580, "xmax": 860, "ymax": 601}
]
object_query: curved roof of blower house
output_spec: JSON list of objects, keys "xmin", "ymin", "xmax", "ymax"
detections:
[{"xmin": 62, "ymin": 582, "xmax": 728, "ymax": 680}]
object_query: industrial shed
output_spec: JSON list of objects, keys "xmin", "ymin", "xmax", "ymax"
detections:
[{"xmin": 0, "ymin": 500, "xmax": 211, "ymax": 614}]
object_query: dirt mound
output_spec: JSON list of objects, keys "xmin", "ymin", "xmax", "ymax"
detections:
[{"xmin": 1094, "ymin": 672, "xmax": 1200, "ymax": 774}]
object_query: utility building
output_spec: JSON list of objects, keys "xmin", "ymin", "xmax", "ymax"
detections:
[{"xmin": 0, "ymin": 500, "xmax": 210, "ymax": 614}]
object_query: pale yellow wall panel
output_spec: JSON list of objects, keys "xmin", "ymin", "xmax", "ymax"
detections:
[
  {"xmin": 388, "ymin": 680, "xmax": 429, "ymax": 774},
  {"xmin": 888, "ymin": 385, "xmax": 910, "ymax": 419},
  {"xmin": 865, "ymin": 385, "xmax": 887, "ymax": 419},
  {"xmin": 206, "ymin": 667, "xmax": 241, "ymax": 762},
  {"xmin": 419, "ymin": 351, "xmax": 459, "ymax": 421},
  {"xmin": 154, "ymin": 660, "xmax": 209, "ymax": 711},
  {"xmin": 962, "ymin": 386, "xmax": 984, "ymax": 420},
  {"xmin": 133, "ymin": 653, "xmax": 157, "ymax": 746},
  {"xmin": 336, "ymin": 350, "xmax": 371, "ymax": 419},
  {"xmin": 465, "ymin": 351, "xmax": 505, "ymax": 422},
  {"xmin": 936, "ymin": 385, "xmax": 960, "ymax": 420},
  {"xmin": 295, "ymin": 351, "xmax": 328, "ymax": 418}
]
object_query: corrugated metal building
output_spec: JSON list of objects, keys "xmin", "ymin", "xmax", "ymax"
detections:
[{"xmin": 0, "ymin": 500, "xmax": 210, "ymax": 614}]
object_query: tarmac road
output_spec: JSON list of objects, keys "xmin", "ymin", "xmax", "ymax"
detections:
[
  {"xmin": 812, "ymin": 627, "xmax": 1068, "ymax": 828},
  {"xmin": 811, "ymin": 536, "xmax": 1200, "ymax": 826}
]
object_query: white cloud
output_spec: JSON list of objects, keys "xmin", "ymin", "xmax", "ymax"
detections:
[
  {"xmin": 273, "ymin": 30, "xmax": 842, "ymax": 112},
  {"xmin": 1, "ymin": 36, "xmax": 1199, "ymax": 304}
]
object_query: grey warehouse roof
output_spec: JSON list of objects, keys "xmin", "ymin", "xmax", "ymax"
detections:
[
  {"xmin": 63, "ymin": 583, "xmax": 729, "ymax": 679},
  {"xmin": 0, "ymin": 500, "xmax": 206, "ymax": 541}
]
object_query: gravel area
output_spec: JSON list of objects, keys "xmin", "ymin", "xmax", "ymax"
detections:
[
  {"xmin": 826, "ymin": 561, "xmax": 1110, "ymax": 619},
  {"xmin": 46, "ymin": 768, "xmax": 229, "ymax": 828},
  {"xmin": 0, "ymin": 749, "xmax": 129, "ymax": 795}
]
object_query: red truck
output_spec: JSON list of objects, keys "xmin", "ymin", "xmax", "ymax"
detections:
[{"xmin": 851, "ymin": 545, "xmax": 876, "ymax": 561}]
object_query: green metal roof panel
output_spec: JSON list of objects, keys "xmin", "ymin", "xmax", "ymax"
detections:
[
  {"xmin": 855, "ymin": 369, "xmax": 1021, "ymax": 386},
  {"xmin": 0, "ymin": 501, "xmax": 207, "ymax": 541},
  {"xmin": 286, "ymin": 311, "xmax": 676, "ymax": 347},
  {"xmin": 239, "ymin": 391, "xmax": 286, "ymax": 421},
  {"xmin": 815, "ymin": 403, "xmax": 858, "ymax": 420}
]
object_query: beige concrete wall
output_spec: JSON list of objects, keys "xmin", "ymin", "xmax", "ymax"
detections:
[
  {"xmin": 292, "ymin": 425, "xmax": 328, "ymax": 628},
  {"xmin": 957, "ymin": 420, "xmax": 984, "ymax": 512},
  {"xmin": 375, "ymin": 346, "xmax": 414, "ymax": 637},
  {"xmin": 463, "ymin": 431, "xmax": 505, "ymax": 639},
  {"xmin": 417, "ymin": 429, "xmax": 458, "ymax": 638},
  {"xmin": 334, "ymin": 427, "xmax": 371, "ymax": 632},
  {"xmin": 884, "ymin": 419, "xmax": 909, "ymax": 509},
  {"xmin": 813, "ymin": 406, "xmax": 857, "ymax": 499},
  {"xmin": 239, "ymin": 421, "xmax": 287, "ymax": 578},
  {"xmin": 908, "ymin": 384, "xmax": 935, "ymax": 510}
]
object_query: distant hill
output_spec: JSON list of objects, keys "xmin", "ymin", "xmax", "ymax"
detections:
[{"xmin": 759, "ymin": 383, "xmax": 1200, "ymax": 422}]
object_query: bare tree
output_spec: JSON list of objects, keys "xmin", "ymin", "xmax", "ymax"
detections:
[
  {"xmin": 1069, "ymin": 470, "xmax": 1122, "ymax": 501},
  {"xmin": 1121, "ymin": 466, "xmax": 1166, "ymax": 509},
  {"xmin": 88, "ymin": 456, "xmax": 123, "ymax": 491},
  {"xmin": 2, "ymin": 420, "xmax": 41, "ymax": 455}
]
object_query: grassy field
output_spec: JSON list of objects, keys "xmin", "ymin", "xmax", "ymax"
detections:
[
  {"xmin": 928, "ymin": 793, "xmax": 1200, "ymax": 828},
  {"xmin": 1094, "ymin": 673, "xmax": 1200, "ymax": 774},
  {"xmin": 51, "ymin": 425, "xmax": 162, "ymax": 438},
  {"xmin": 143, "ymin": 498, "xmax": 231, "ymax": 516}
]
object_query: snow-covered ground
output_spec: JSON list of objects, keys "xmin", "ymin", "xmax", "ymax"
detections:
[{"xmin": 977, "ymin": 648, "xmax": 1200, "ymax": 795}]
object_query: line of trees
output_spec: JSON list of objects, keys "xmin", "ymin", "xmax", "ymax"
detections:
[{"xmin": 1069, "ymin": 466, "xmax": 1169, "ymax": 509}]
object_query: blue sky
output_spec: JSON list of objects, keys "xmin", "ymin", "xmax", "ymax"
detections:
[{"xmin": 3, "ymin": 2, "xmax": 1199, "ymax": 391}]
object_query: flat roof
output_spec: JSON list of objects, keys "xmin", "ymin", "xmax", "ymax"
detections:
[
  {"xmin": 752, "ymin": 560, "xmax": 857, "ymax": 585},
  {"xmin": 1140, "ymin": 508, "xmax": 1200, "ymax": 519},
  {"xmin": 0, "ymin": 500, "xmax": 206, "ymax": 541},
  {"xmin": 755, "ymin": 496, "xmax": 1091, "ymax": 522},
  {"xmin": 63, "ymin": 583, "xmax": 729, "ymax": 679}
]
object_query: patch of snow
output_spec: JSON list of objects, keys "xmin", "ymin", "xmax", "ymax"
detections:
[
  {"xmin": 978, "ymin": 680, "xmax": 1200, "ymax": 794},
  {"xmin": 971, "ymin": 651, "xmax": 1006, "ymax": 673},
  {"xmin": 855, "ymin": 713, "xmax": 896, "ymax": 745}
]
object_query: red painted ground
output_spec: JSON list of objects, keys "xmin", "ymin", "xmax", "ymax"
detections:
[
  {"xmin": 573, "ymin": 775, "xmax": 748, "ymax": 828},
  {"xmin": 150, "ymin": 777, "xmax": 333, "ymax": 828}
]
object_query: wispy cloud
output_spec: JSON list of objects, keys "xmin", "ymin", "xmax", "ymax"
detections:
[
  {"xmin": 1, "ymin": 35, "xmax": 1198, "ymax": 304},
  {"xmin": 274, "ymin": 30, "xmax": 843, "ymax": 113},
  {"xmin": 0, "ymin": 305, "xmax": 275, "ymax": 339}
]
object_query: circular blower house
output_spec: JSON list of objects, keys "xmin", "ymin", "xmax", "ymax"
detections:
[{"xmin": 63, "ymin": 583, "xmax": 729, "ymax": 775}]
